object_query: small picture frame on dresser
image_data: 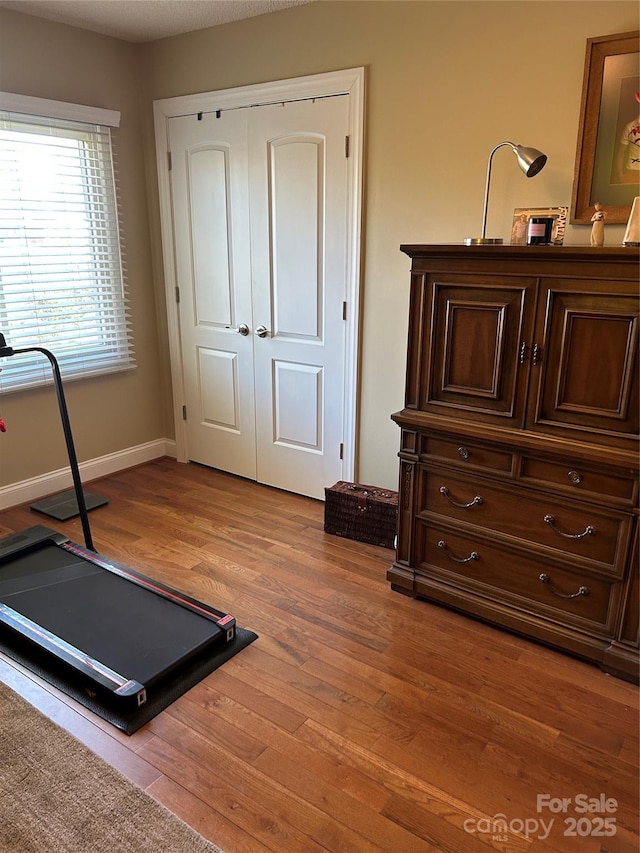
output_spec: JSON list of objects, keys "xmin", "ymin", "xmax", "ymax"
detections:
[{"xmin": 511, "ymin": 206, "xmax": 568, "ymax": 245}]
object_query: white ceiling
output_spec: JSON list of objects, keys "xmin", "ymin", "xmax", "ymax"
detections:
[{"xmin": 0, "ymin": 0, "xmax": 316, "ymax": 42}]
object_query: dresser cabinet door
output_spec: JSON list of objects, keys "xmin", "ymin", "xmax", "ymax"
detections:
[
  {"xmin": 421, "ymin": 275, "xmax": 536, "ymax": 425},
  {"xmin": 529, "ymin": 280, "xmax": 639, "ymax": 446}
]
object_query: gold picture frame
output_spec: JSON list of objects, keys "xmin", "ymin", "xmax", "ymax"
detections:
[{"xmin": 570, "ymin": 31, "xmax": 640, "ymax": 225}]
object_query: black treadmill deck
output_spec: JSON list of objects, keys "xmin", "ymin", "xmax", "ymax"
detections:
[{"xmin": 0, "ymin": 526, "xmax": 236, "ymax": 711}]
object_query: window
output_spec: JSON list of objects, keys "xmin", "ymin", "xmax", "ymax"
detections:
[{"xmin": 0, "ymin": 93, "xmax": 134, "ymax": 391}]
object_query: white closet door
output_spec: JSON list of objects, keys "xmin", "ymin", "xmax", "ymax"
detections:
[
  {"xmin": 168, "ymin": 109, "xmax": 257, "ymax": 479},
  {"xmin": 167, "ymin": 95, "xmax": 350, "ymax": 499},
  {"xmin": 249, "ymin": 96, "xmax": 349, "ymax": 498}
]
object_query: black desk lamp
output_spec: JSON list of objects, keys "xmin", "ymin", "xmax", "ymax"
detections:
[{"xmin": 0, "ymin": 333, "xmax": 95, "ymax": 551}]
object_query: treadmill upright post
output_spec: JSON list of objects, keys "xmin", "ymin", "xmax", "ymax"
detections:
[{"xmin": 0, "ymin": 337, "xmax": 95, "ymax": 551}]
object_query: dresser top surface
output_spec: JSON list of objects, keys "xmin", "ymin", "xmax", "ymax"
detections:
[{"xmin": 400, "ymin": 244, "xmax": 639, "ymax": 264}]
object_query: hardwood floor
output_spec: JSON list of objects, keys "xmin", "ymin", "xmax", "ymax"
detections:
[{"xmin": 0, "ymin": 458, "xmax": 638, "ymax": 853}]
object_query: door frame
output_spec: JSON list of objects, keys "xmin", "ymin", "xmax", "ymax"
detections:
[{"xmin": 153, "ymin": 67, "xmax": 365, "ymax": 484}]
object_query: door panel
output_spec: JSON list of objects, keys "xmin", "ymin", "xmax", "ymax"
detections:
[
  {"xmin": 271, "ymin": 136, "xmax": 323, "ymax": 339},
  {"xmin": 250, "ymin": 98, "xmax": 349, "ymax": 498},
  {"xmin": 168, "ymin": 110, "xmax": 257, "ymax": 479},
  {"xmin": 423, "ymin": 275, "xmax": 537, "ymax": 425},
  {"xmin": 197, "ymin": 347, "xmax": 240, "ymax": 430},
  {"xmin": 273, "ymin": 360, "xmax": 323, "ymax": 450},
  {"xmin": 530, "ymin": 280, "xmax": 640, "ymax": 441},
  {"xmin": 190, "ymin": 147, "xmax": 234, "ymax": 325}
]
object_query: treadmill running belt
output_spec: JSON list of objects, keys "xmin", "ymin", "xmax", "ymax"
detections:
[
  {"xmin": 0, "ymin": 544, "xmax": 220, "ymax": 685},
  {"xmin": 0, "ymin": 528, "xmax": 237, "ymax": 715}
]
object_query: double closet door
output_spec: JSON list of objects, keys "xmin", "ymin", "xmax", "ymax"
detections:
[{"xmin": 168, "ymin": 95, "xmax": 350, "ymax": 500}]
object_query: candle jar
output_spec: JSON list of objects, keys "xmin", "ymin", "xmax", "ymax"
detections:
[{"xmin": 527, "ymin": 216, "xmax": 554, "ymax": 245}]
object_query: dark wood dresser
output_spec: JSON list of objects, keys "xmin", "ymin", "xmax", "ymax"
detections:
[{"xmin": 388, "ymin": 244, "xmax": 639, "ymax": 682}]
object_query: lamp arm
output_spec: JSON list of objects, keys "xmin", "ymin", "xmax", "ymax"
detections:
[
  {"xmin": 480, "ymin": 141, "xmax": 516, "ymax": 240},
  {"xmin": 8, "ymin": 345, "xmax": 95, "ymax": 551}
]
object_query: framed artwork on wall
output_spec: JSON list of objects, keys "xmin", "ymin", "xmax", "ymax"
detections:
[{"xmin": 571, "ymin": 30, "xmax": 640, "ymax": 225}]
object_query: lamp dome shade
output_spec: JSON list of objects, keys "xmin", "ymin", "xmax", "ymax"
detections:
[{"xmin": 515, "ymin": 145, "xmax": 547, "ymax": 177}]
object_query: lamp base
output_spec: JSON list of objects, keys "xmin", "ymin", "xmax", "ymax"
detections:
[{"xmin": 463, "ymin": 237, "xmax": 504, "ymax": 246}]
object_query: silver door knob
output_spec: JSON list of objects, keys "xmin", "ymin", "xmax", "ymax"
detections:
[
  {"xmin": 225, "ymin": 323, "xmax": 250, "ymax": 336},
  {"xmin": 255, "ymin": 325, "xmax": 269, "ymax": 338}
]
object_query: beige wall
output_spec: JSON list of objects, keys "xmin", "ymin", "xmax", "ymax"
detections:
[
  {"xmin": 141, "ymin": 0, "xmax": 639, "ymax": 490},
  {"xmin": 0, "ymin": 8, "xmax": 169, "ymax": 486},
  {"xmin": 0, "ymin": 2, "xmax": 638, "ymax": 496}
]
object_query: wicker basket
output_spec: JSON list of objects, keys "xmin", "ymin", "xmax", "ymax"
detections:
[{"xmin": 324, "ymin": 481, "xmax": 398, "ymax": 549}]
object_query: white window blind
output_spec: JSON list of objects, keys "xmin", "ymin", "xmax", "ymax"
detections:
[{"xmin": 0, "ymin": 96, "xmax": 134, "ymax": 391}]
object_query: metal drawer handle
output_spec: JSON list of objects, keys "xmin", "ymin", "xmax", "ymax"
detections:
[
  {"xmin": 457, "ymin": 446, "xmax": 470, "ymax": 460},
  {"xmin": 439, "ymin": 486, "xmax": 483, "ymax": 509},
  {"xmin": 543, "ymin": 514, "xmax": 597, "ymax": 539},
  {"xmin": 438, "ymin": 540, "xmax": 479, "ymax": 563},
  {"xmin": 539, "ymin": 573, "xmax": 590, "ymax": 599}
]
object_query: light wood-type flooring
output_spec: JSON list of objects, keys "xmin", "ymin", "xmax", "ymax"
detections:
[{"xmin": 0, "ymin": 458, "xmax": 638, "ymax": 853}]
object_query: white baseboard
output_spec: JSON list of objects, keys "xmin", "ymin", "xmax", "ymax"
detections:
[{"xmin": 0, "ymin": 439, "xmax": 177, "ymax": 510}]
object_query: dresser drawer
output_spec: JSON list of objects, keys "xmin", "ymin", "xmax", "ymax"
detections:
[
  {"xmin": 416, "ymin": 521, "xmax": 618, "ymax": 632},
  {"xmin": 419, "ymin": 469, "xmax": 630, "ymax": 574},
  {"xmin": 519, "ymin": 456, "xmax": 636, "ymax": 504},
  {"xmin": 421, "ymin": 436, "xmax": 513, "ymax": 474}
]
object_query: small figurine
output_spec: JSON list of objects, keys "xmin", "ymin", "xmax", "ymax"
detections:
[{"xmin": 590, "ymin": 202, "xmax": 607, "ymax": 246}]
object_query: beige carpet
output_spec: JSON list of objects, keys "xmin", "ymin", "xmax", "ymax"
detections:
[{"xmin": 0, "ymin": 681, "xmax": 224, "ymax": 852}]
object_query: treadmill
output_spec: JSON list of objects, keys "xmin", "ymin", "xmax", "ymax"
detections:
[{"xmin": 0, "ymin": 335, "xmax": 236, "ymax": 713}]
